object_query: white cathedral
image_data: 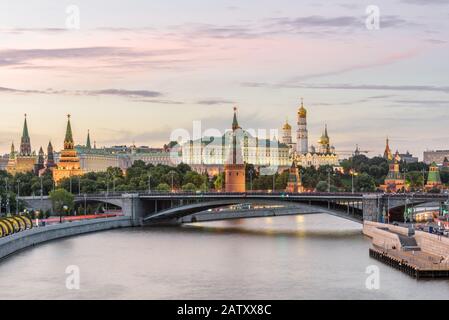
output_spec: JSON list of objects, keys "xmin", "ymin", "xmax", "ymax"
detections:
[{"xmin": 281, "ymin": 99, "xmax": 339, "ymax": 168}]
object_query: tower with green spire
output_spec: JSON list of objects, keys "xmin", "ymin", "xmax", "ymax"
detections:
[
  {"xmin": 86, "ymin": 130, "xmax": 92, "ymax": 149},
  {"xmin": 425, "ymin": 162, "xmax": 442, "ymax": 191},
  {"xmin": 64, "ymin": 114, "xmax": 74, "ymax": 150},
  {"xmin": 53, "ymin": 115, "xmax": 83, "ymax": 185},
  {"xmin": 20, "ymin": 114, "xmax": 32, "ymax": 156}
]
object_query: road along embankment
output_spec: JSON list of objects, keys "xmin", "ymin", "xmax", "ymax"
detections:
[{"xmin": 0, "ymin": 217, "xmax": 133, "ymax": 260}]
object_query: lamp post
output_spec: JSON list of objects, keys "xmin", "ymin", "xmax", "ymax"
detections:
[
  {"xmin": 16, "ymin": 179, "xmax": 20, "ymax": 215},
  {"xmin": 170, "ymin": 172, "xmax": 175, "ymax": 192},
  {"xmin": 40, "ymin": 176, "xmax": 43, "ymax": 212},
  {"xmin": 5, "ymin": 178, "xmax": 9, "ymax": 215},
  {"xmin": 84, "ymin": 193, "xmax": 87, "ymax": 215},
  {"xmin": 249, "ymin": 170, "xmax": 253, "ymax": 191}
]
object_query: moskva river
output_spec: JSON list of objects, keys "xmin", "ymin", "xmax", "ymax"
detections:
[{"xmin": 0, "ymin": 214, "xmax": 448, "ymax": 299}]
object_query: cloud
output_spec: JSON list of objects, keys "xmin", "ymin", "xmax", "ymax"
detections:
[
  {"xmin": 268, "ymin": 15, "xmax": 410, "ymax": 32},
  {"xmin": 196, "ymin": 99, "xmax": 235, "ymax": 105},
  {"xmin": 0, "ymin": 85, "xmax": 164, "ymax": 99},
  {"xmin": 86, "ymin": 89, "xmax": 162, "ymax": 98},
  {"xmin": 0, "ymin": 47, "xmax": 190, "ymax": 70},
  {"xmin": 402, "ymin": 0, "xmax": 449, "ymax": 4},
  {"xmin": 243, "ymin": 82, "xmax": 449, "ymax": 94}
]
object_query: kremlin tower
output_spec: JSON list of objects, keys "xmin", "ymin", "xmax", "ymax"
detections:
[
  {"xmin": 425, "ymin": 162, "xmax": 443, "ymax": 191},
  {"xmin": 296, "ymin": 98, "xmax": 308, "ymax": 154},
  {"xmin": 383, "ymin": 137, "xmax": 393, "ymax": 161},
  {"xmin": 7, "ymin": 114, "xmax": 37, "ymax": 174},
  {"xmin": 53, "ymin": 115, "xmax": 83, "ymax": 185},
  {"xmin": 285, "ymin": 161, "xmax": 302, "ymax": 193},
  {"xmin": 224, "ymin": 108, "xmax": 246, "ymax": 193},
  {"xmin": 46, "ymin": 141, "xmax": 56, "ymax": 169}
]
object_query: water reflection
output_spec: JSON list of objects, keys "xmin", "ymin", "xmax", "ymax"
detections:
[{"xmin": 0, "ymin": 214, "xmax": 448, "ymax": 300}]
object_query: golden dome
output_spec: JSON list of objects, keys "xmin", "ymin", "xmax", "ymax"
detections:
[
  {"xmin": 283, "ymin": 120, "xmax": 292, "ymax": 130},
  {"xmin": 298, "ymin": 99, "xmax": 307, "ymax": 118}
]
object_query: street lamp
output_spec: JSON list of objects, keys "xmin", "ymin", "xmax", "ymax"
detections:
[
  {"xmin": 16, "ymin": 179, "xmax": 20, "ymax": 215},
  {"xmin": 40, "ymin": 176, "xmax": 43, "ymax": 213},
  {"xmin": 170, "ymin": 171, "xmax": 175, "ymax": 192},
  {"xmin": 249, "ymin": 170, "xmax": 253, "ymax": 191},
  {"xmin": 5, "ymin": 177, "xmax": 10, "ymax": 215}
]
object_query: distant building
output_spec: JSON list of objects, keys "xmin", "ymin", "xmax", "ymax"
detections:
[
  {"xmin": 224, "ymin": 108, "xmax": 246, "ymax": 193},
  {"xmin": 285, "ymin": 161, "xmax": 302, "ymax": 193},
  {"xmin": 281, "ymin": 118, "xmax": 295, "ymax": 153},
  {"xmin": 74, "ymin": 135, "xmax": 173, "ymax": 173},
  {"xmin": 380, "ymin": 158, "xmax": 406, "ymax": 193},
  {"xmin": 6, "ymin": 115, "xmax": 37, "ymax": 174},
  {"xmin": 53, "ymin": 115, "xmax": 83, "ymax": 185},
  {"xmin": 0, "ymin": 155, "xmax": 8, "ymax": 170},
  {"xmin": 296, "ymin": 99, "xmax": 308, "ymax": 154},
  {"xmin": 399, "ymin": 151, "xmax": 418, "ymax": 164},
  {"xmin": 423, "ymin": 150, "xmax": 449, "ymax": 166},
  {"xmin": 425, "ymin": 162, "xmax": 443, "ymax": 191},
  {"xmin": 292, "ymin": 100, "xmax": 339, "ymax": 168},
  {"xmin": 383, "ymin": 137, "xmax": 393, "ymax": 161}
]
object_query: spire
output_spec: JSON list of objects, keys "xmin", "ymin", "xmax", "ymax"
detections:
[
  {"xmin": 64, "ymin": 114, "xmax": 75, "ymax": 150},
  {"xmin": 37, "ymin": 146, "xmax": 45, "ymax": 164},
  {"xmin": 10, "ymin": 141, "xmax": 16, "ymax": 160},
  {"xmin": 20, "ymin": 113, "xmax": 32, "ymax": 156},
  {"xmin": 384, "ymin": 136, "xmax": 393, "ymax": 161},
  {"xmin": 22, "ymin": 114, "xmax": 29, "ymax": 140},
  {"xmin": 86, "ymin": 130, "xmax": 92, "ymax": 149},
  {"xmin": 232, "ymin": 107, "xmax": 241, "ymax": 131},
  {"xmin": 46, "ymin": 141, "xmax": 55, "ymax": 168},
  {"xmin": 324, "ymin": 124, "xmax": 328, "ymax": 138}
]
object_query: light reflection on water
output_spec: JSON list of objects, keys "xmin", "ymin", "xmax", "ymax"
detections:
[{"xmin": 0, "ymin": 214, "xmax": 448, "ymax": 300}]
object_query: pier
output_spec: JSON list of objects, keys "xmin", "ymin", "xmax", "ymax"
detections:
[{"xmin": 364, "ymin": 221, "xmax": 449, "ymax": 279}]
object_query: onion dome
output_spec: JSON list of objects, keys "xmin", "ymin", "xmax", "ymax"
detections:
[
  {"xmin": 283, "ymin": 119, "xmax": 292, "ymax": 130},
  {"xmin": 298, "ymin": 98, "xmax": 307, "ymax": 118}
]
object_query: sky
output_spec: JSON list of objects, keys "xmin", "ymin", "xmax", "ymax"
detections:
[{"xmin": 0, "ymin": 0, "xmax": 448, "ymax": 159}]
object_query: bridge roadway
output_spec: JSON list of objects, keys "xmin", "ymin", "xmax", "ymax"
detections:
[{"xmin": 20, "ymin": 191, "xmax": 449, "ymax": 225}]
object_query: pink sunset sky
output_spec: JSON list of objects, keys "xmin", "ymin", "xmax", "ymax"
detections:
[{"xmin": 0, "ymin": 0, "xmax": 448, "ymax": 159}]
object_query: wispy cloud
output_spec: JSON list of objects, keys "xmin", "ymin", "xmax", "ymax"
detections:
[
  {"xmin": 402, "ymin": 0, "xmax": 449, "ymax": 5},
  {"xmin": 243, "ymin": 82, "xmax": 449, "ymax": 94},
  {"xmin": 0, "ymin": 47, "xmax": 190, "ymax": 70},
  {"xmin": 0, "ymin": 86, "xmax": 164, "ymax": 99},
  {"xmin": 196, "ymin": 99, "xmax": 235, "ymax": 105}
]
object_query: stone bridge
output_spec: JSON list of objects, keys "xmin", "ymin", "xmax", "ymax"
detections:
[{"xmin": 19, "ymin": 192, "xmax": 449, "ymax": 226}]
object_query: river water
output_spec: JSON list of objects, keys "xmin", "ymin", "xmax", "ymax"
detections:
[{"xmin": 0, "ymin": 214, "xmax": 448, "ymax": 300}]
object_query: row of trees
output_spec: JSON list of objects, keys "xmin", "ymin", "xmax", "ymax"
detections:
[{"xmin": 1, "ymin": 156, "xmax": 448, "ymax": 209}]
